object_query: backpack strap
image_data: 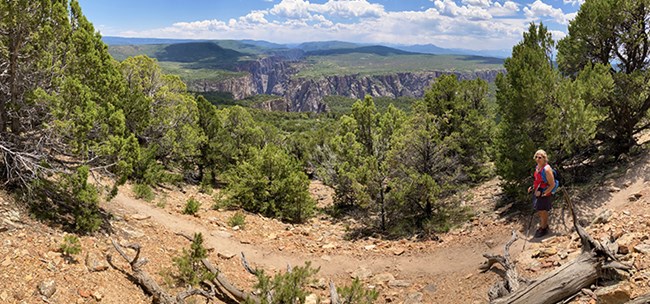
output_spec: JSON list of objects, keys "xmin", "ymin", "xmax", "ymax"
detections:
[{"xmin": 540, "ymin": 164, "xmax": 559, "ymax": 194}]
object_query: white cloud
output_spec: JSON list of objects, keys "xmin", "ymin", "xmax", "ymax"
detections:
[
  {"xmin": 112, "ymin": 0, "xmax": 583, "ymax": 50},
  {"xmin": 315, "ymin": 0, "xmax": 385, "ymax": 18},
  {"xmin": 461, "ymin": 0, "xmax": 491, "ymax": 8},
  {"xmin": 524, "ymin": 0, "xmax": 567, "ymax": 24},
  {"xmin": 434, "ymin": 0, "xmax": 492, "ymax": 20},
  {"xmin": 490, "ymin": 1, "xmax": 519, "ymax": 16},
  {"xmin": 550, "ymin": 30, "xmax": 567, "ymax": 42},
  {"xmin": 269, "ymin": 0, "xmax": 312, "ymax": 19},
  {"xmin": 563, "ymin": 0, "xmax": 584, "ymax": 6}
]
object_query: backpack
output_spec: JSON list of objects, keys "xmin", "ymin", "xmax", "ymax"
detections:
[{"xmin": 541, "ymin": 164, "xmax": 561, "ymax": 194}]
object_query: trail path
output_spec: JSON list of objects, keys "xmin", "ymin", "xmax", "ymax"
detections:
[{"xmin": 110, "ymin": 191, "xmax": 515, "ymax": 277}]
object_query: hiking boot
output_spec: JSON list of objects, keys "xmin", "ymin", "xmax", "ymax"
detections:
[{"xmin": 534, "ymin": 227, "xmax": 548, "ymax": 238}]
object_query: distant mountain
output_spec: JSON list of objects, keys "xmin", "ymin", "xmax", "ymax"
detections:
[
  {"xmin": 296, "ymin": 41, "xmax": 365, "ymax": 52},
  {"xmin": 102, "ymin": 36, "xmax": 208, "ymax": 46},
  {"xmin": 390, "ymin": 43, "xmax": 510, "ymax": 58},
  {"xmin": 305, "ymin": 45, "xmax": 417, "ymax": 56}
]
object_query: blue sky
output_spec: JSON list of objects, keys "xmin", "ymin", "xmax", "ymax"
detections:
[{"xmin": 78, "ymin": 0, "xmax": 583, "ymax": 50}]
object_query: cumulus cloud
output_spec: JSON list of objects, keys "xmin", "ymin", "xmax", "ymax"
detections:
[
  {"xmin": 434, "ymin": 0, "xmax": 492, "ymax": 20},
  {"xmin": 113, "ymin": 0, "xmax": 581, "ymax": 50},
  {"xmin": 524, "ymin": 0, "xmax": 567, "ymax": 24},
  {"xmin": 563, "ymin": 0, "xmax": 584, "ymax": 6},
  {"xmin": 490, "ymin": 1, "xmax": 519, "ymax": 16},
  {"xmin": 461, "ymin": 0, "xmax": 491, "ymax": 8}
]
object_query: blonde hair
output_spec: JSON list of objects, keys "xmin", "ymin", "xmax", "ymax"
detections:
[{"xmin": 533, "ymin": 149, "xmax": 548, "ymax": 161}]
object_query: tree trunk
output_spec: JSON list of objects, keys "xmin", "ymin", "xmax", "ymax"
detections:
[{"xmin": 491, "ymin": 252, "xmax": 600, "ymax": 304}]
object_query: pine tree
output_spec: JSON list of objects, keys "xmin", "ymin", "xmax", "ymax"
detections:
[
  {"xmin": 557, "ymin": 0, "xmax": 650, "ymax": 155},
  {"xmin": 223, "ymin": 144, "xmax": 314, "ymax": 223}
]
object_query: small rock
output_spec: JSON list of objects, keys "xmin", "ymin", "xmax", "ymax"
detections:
[
  {"xmin": 592, "ymin": 210, "xmax": 613, "ymax": 225},
  {"xmin": 85, "ymin": 253, "xmax": 109, "ymax": 272},
  {"xmin": 78, "ymin": 288, "xmax": 91, "ymax": 298},
  {"xmin": 532, "ymin": 247, "xmax": 558, "ymax": 258},
  {"xmin": 404, "ymin": 292, "xmax": 423, "ymax": 304},
  {"xmin": 634, "ymin": 244, "xmax": 650, "ymax": 254},
  {"xmin": 232, "ymin": 225, "xmax": 240, "ymax": 231},
  {"xmin": 322, "ymin": 243, "xmax": 336, "ymax": 249},
  {"xmin": 130, "ymin": 214, "xmax": 150, "ymax": 220},
  {"xmin": 364, "ymin": 245, "xmax": 376, "ymax": 250},
  {"xmin": 616, "ymin": 234, "xmax": 639, "ymax": 255},
  {"xmin": 372, "ymin": 272, "xmax": 395, "ymax": 284},
  {"xmin": 38, "ymin": 280, "xmax": 57, "ymax": 298},
  {"xmin": 393, "ymin": 248, "xmax": 405, "ymax": 256},
  {"xmin": 305, "ymin": 293, "xmax": 319, "ymax": 304},
  {"xmin": 321, "ymin": 255, "xmax": 332, "ymax": 261},
  {"xmin": 212, "ymin": 231, "xmax": 232, "ymax": 238},
  {"xmin": 267, "ymin": 233, "xmax": 277, "ymax": 240},
  {"xmin": 218, "ymin": 251, "xmax": 237, "ymax": 259},
  {"xmin": 388, "ymin": 279, "xmax": 411, "ymax": 288},
  {"xmin": 607, "ymin": 186, "xmax": 621, "ymax": 193},
  {"xmin": 0, "ymin": 291, "xmax": 7, "ymax": 301},
  {"xmin": 484, "ymin": 239, "xmax": 496, "ymax": 248},
  {"xmin": 422, "ymin": 283, "xmax": 437, "ymax": 295},
  {"xmin": 633, "ymin": 192, "xmax": 643, "ymax": 199},
  {"xmin": 594, "ymin": 283, "xmax": 631, "ymax": 303},
  {"xmin": 92, "ymin": 291, "xmax": 103, "ymax": 301},
  {"xmin": 628, "ymin": 195, "xmax": 638, "ymax": 202},
  {"xmin": 351, "ymin": 267, "xmax": 373, "ymax": 280}
]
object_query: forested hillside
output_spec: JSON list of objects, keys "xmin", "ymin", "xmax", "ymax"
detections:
[{"xmin": 2, "ymin": 0, "xmax": 650, "ymax": 303}]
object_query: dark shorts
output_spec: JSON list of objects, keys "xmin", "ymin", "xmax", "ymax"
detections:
[{"xmin": 533, "ymin": 195, "xmax": 553, "ymax": 211}]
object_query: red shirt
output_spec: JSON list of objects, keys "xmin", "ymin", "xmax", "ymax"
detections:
[{"xmin": 533, "ymin": 164, "xmax": 550, "ymax": 191}]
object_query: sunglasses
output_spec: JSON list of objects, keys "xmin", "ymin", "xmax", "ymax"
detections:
[{"xmin": 535, "ymin": 156, "xmax": 543, "ymax": 159}]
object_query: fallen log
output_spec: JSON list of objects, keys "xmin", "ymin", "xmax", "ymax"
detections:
[
  {"xmin": 626, "ymin": 293, "xmax": 650, "ymax": 304},
  {"xmin": 482, "ymin": 189, "xmax": 631, "ymax": 304}
]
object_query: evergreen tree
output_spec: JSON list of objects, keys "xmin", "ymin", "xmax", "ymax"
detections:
[
  {"xmin": 494, "ymin": 23, "xmax": 558, "ymax": 197},
  {"xmin": 557, "ymin": 0, "xmax": 650, "ymax": 155},
  {"xmin": 327, "ymin": 96, "xmax": 405, "ymax": 230},
  {"xmin": 223, "ymin": 144, "xmax": 314, "ymax": 223}
]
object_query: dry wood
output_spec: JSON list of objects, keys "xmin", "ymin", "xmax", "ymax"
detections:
[{"xmin": 626, "ymin": 293, "xmax": 650, "ymax": 304}]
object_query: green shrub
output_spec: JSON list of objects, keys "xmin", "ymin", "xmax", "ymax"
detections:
[
  {"xmin": 133, "ymin": 183, "xmax": 154, "ymax": 202},
  {"xmin": 183, "ymin": 198, "xmax": 201, "ymax": 215},
  {"xmin": 246, "ymin": 261, "xmax": 319, "ymax": 304},
  {"xmin": 223, "ymin": 145, "xmax": 315, "ymax": 223},
  {"xmin": 172, "ymin": 233, "xmax": 215, "ymax": 286},
  {"xmin": 59, "ymin": 234, "xmax": 82, "ymax": 258},
  {"xmin": 337, "ymin": 277, "xmax": 379, "ymax": 304},
  {"xmin": 228, "ymin": 211, "xmax": 246, "ymax": 228}
]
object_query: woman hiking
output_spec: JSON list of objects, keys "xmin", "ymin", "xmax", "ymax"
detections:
[{"xmin": 527, "ymin": 149, "xmax": 558, "ymax": 238}]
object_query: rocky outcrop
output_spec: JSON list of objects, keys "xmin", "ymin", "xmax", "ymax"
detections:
[{"xmin": 189, "ymin": 56, "xmax": 504, "ymax": 113}]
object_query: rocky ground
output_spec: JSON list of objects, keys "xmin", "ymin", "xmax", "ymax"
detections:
[{"xmin": 1, "ymin": 148, "xmax": 650, "ymax": 304}]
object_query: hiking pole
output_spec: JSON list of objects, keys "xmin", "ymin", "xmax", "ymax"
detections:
[
  {"xmin": 522, "ymin": 207, "xmax": 535, "ymax": 251},
  {"xmin": 522, "ymin": 187, "xmax": 539, "ymax": 251}
]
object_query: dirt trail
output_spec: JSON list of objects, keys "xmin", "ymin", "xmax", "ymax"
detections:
[{"xmin": 110, "ymin": 192, "xmax": 514, "ymax": 278}]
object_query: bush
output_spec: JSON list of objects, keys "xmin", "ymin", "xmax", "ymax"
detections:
[
  {"xmin": 172, "ymin": 233, "xmax": 215, "ymax": 286},
  {"xmin": 59, "ymin": 234, "xmax": 82, "ymax": 258},
  {"xmin": 228, "ymin": 211, "xmax": 246, "ymax": 228},
  {"xmin": 246, "ymin": 261, "xmax": 319, "ymax": 304},
  {"xmin": 223, "ymin": 145, "xmax": 315, "ymax": 223},
  {"xmin": 338, "ymin": 277, "xmax": 379, "ymax": 304},
  {"xmin": 133, "ymin": 183, "xmax": 154, "ymax": 202},
  {"xmin": 183, "ymin": 198, "xmax": 201, "ymax": 215}
]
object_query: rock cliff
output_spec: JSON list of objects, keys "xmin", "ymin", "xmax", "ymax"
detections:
[{"xmin": 187, "ymin": 56, "xmax": 504, "ymax": 113}]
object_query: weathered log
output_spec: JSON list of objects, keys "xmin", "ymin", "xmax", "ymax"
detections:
[
  {"xmin": 483, "ymin": 189, "xmax": 631, "ymax": 304},
  {"xmin": 626, "ymin": 293, "xmax": 650, "ymax": 304},
  {"xmin": 491, "ymin": 251, "xmax": 600, "ymax": 304}
]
